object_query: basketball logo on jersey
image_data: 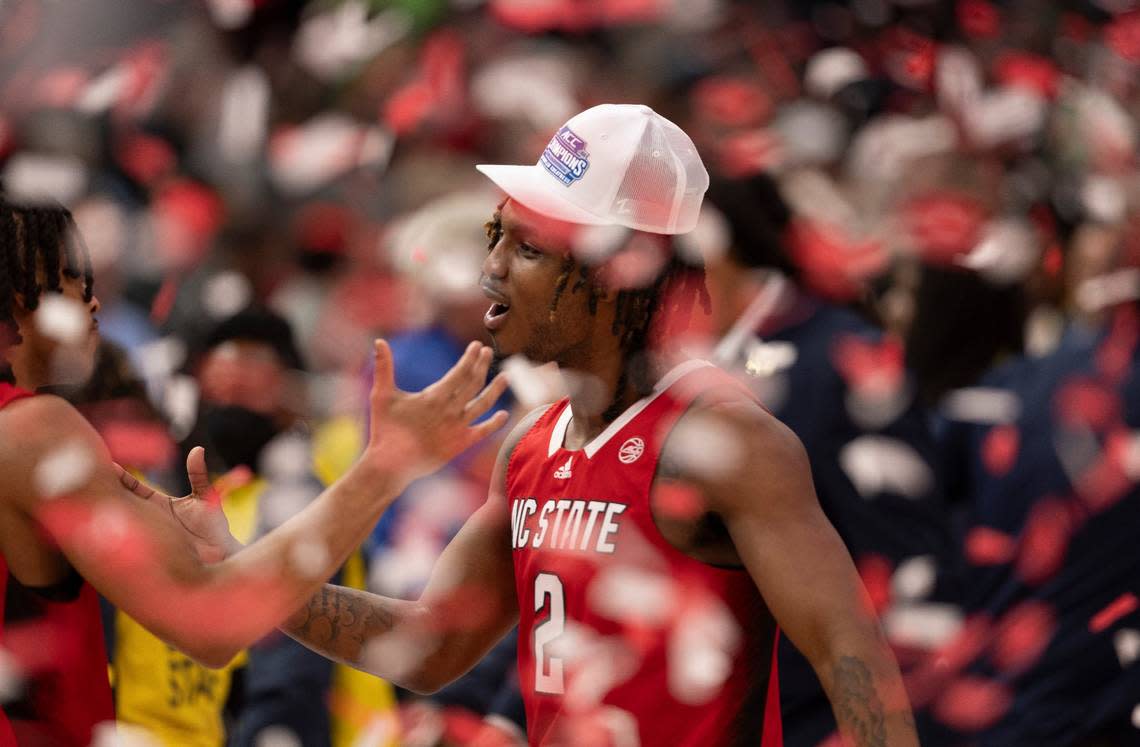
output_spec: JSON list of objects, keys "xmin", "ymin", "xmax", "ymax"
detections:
[
  {"xmin": 618, "ymin": 437, "xmax": 645, "ymax": 464},
  {"xmin": 554, "ymin": 457, "xmax": 573, "ymax": 480}
]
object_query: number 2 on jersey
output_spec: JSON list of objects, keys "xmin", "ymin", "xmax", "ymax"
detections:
[{"xmin": 533, "ymin": 572, "xmax": 565, "ymax": 694}]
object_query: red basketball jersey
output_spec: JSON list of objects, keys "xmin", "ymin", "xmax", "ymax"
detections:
[
  {"xmin": 506, "ymin": 360, "xmax": 783, "ymax": 747},
  {"xmin": 0, "ymin": 383, "xmax": 115, "ymax": 746}
]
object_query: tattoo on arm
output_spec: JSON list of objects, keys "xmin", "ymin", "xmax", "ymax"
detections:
[
  {"xmin": 283, "ymin": 585, "xmax": 398, "ymax": 665},
  {"xmin": 831, "ymin": 655, "xmax": 888, "ymax": 747}
]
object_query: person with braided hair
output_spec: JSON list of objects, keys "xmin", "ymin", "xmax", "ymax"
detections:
[
  {"xmin": 139, "ymin": 106, "xmax": 919, "ymax": 747},
  {"xmin": 0, "ymin": 196, "xmax": 509, "ymax": 745}
]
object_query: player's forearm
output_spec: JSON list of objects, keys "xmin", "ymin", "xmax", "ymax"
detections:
[
  {"xmin": 185, "ymin": 461, "xmax": 407, "ymax": 659},
  {"xmin": 280, "ymin": 584, "xmax": 442, "ymax": 691},
  {"xmin": 817, "ymin": 629, "xmax": 919, "ymax": 747}
]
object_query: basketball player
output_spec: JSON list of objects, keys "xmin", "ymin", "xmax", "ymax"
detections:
[
  {"xmin": 0, "ymin": 198, "xmax": 508, "ymax": 744},
  {"xmin": 135, "ymin": 106, "xmax": 918, "ymax": 746}
]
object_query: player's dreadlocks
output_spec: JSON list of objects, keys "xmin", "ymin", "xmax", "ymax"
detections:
[
  {"xmin": 0, "ymin": 199, "xmax": 94, "ymax": 384},
  {"xmin": 547, "ymin": 241, "xmax": 711, "ymax": 422}
]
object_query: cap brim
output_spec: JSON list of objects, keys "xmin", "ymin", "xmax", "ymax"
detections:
[{"xmin": 476, "ymin": 164, "xmax": 610, "ymax": 227}]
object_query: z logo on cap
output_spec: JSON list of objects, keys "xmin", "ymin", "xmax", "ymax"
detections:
[{"xmin": 540, "ymin": 126, "xmax": 590, "ymax": 187}]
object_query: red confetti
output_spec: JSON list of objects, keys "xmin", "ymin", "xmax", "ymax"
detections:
[
  {"xmin": 903, "ymin": 192, "xmax": 988, "ymax": 266},
  {"xmin": 1105, "ymin": 10, "xmax": 1140, "ymax": 64},
  {"xmin": 832, "ymin": 334, "xmax": 906, "ymax": 398},
  {"xmin": 993, "ymin": 52, "xmax": 1060, "ymax": 100},
  {"xmin": 1015, "ymin": 497, "xmax": 1073, "ymax": 586},
  {"xmin": 1090, "ymin": 593, "xmax": 1139, "ymax": 634},
  {"xmin": 981, "ymin": 425, "xmax": 1019, "ymax": 477},
  {"xmin": 651, "ymin": 482, "xmax": 706, "ymax": 522},
  {"xmin": 691, "ymin": 77, "xmax": 772, "ymax": 129},
  {"xmin": 717, "ymin": 129, "xmax": 784, "ymax": 178},
  {"xmin": 115, "ymin": 132, "xmax": 177, "ymax": 186},
  {"xmin": 856, "ymin": 553, "xmax": 893, "ymax": 616},
  {"xmin": 957, "ymin": 0, "xmax": 1001, "ymax": 39},
  {"xmin": 934, "ymin": 676, "xmax": 1012, "ymax": 732},
  {"xmin": 1053, "ymin": 377, "xmax": 1121, "ymax": 432},
  {"xmin": 991, "ymin": 601, "xmax": 1055, "ymax": 673},
  {"xmin": 786, "ymin": 220, "xmax": 887, "ymax": 302},
  {"xmin": 965, "ymin": 526, "xmax": 1017, "ymax": 566}
]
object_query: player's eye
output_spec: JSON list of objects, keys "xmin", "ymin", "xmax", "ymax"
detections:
[{"xmin": 519, "ymin": 243, "xmax": 543, "ymax": 259}]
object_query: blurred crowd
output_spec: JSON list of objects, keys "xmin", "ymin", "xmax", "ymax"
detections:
[{"xmin": 3, "ymin": 0, "xmax": 1140, "ymax": 745}]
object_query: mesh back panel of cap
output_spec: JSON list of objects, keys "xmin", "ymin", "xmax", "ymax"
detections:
[
  {"xmin": 609, "ymin": 117, "xmax": 707, "ymax": 234},
  {"xmin": 610, "ymin": 121, "xmax": 681, "ymax": 233},
  {"xmin": 663, "ymin": 119, "xmax": 708, "ymax": 234}
]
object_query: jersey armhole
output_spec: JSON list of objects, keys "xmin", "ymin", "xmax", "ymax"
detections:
[{"xmin": 503, "ymin": 403, "xmax": 560, "ymax": 499}]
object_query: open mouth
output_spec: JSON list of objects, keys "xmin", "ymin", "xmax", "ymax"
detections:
[{"xmin": 484, "ymin": 301, "xmax": 511, "ymax": 331}]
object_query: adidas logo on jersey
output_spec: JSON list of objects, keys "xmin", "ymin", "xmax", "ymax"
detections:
[{"xmin": 554, "ymin": 457, "xmax": 573, "ymax": 480}]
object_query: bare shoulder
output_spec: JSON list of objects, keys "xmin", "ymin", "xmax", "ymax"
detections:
[
  {"xmin": 666, "ymin": 395, "xmax": 814, "ymax": 517},
  {"xmin": 0, "ymin": 394, "xmax": 108, "ymax": 507},
  {"xmin": 496, "ymin": 404, "xmax": 554, "ymax": 467}
]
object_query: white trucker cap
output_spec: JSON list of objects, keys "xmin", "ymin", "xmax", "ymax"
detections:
[{"xmin": 477, "ymin": 104, "xmax": 709, "ymax": 235}]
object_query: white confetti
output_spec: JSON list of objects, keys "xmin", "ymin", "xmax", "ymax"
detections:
[
  {"xmin": 1081, "ymin": 175, "xmax": 1128, "ymax": 224},
  {"xmin": 77, "ymin": 65, "xmax": 130, "ymax": 115},
  {"xmin": 883, "ymin": 603, "xmax": 964, "ymax": 649},
  {"xmin": 805, "ymin": 47, "xmax": 869, "ymax": 100},
  {"xmin": 1115, "ymin": 628, "xmax": 1140, "ymax": 668},
  {"xmin": 34, "ymin": 295, "xmax": 88, "ymax": 345},
  {"xmin": 502, "ymin": 356, "xmax": 566, "ymax": 410},
  {"xmin": 206, "ymin": 0, "xmax": 255, "ymax": 29},
  {"xmin": 90, "ymin": 721, "xmax": 162, "ymax": 747},
  {"xmin": 289, "ymin": 539, "xmax": 331, "ymax": 579},
  {"xmin": 891, "ymin": 555, "xmax": 937, "ymax": 602},
  {"xmin": 162, "ymin": 374, "xmax": 201, "ymax": 441},
  {"xmin": 259, "ymin": 434, "xmax": 312, "ymax": 482},
  {"xmin": 667, "ymin": 601, "xmax": 740, "ymax": 705},
  {"xmin": 270, "ymin": 115, "xmax": 394, "ymax": 194},
  {"xmin": 202, "ymin": 271, "xmax": 253, "ymax": 320},
  {"xmin": 963, "ymin": 87, "xmax": 1047, "ymax": 148},
  {"xmin": 72, "ymin": 198, "xmax": 126, "ymax": 272},
  {"xmin": 219, "ymin": 66, "xmax": 270, "ymax": 163},
  {"xmin": 839, "ymin": 436, "xmax": 934, "ymax": 499},
  {"xmin": 664, "ymin": 412, "xmax": 745, "ymax": 481},
  {"xmin": 936, "ymin": 46, "xmax": 983, "ymax": 114},
  {"xmin": 253, "ymin": 726, "xmax": 302, "ymax": 747},
  {"xmin": 960, "ymin": 218, "xmax": 1040, "ymax": 285},
  {"xmin": 940, "ymin": 388, "xmax": 1022, "ymax": 425},
  {"xmin": 34, "ymin": 440, "xmax": 95, "ymax": 499},
  {"xmin": 257, "ymin": 484, "xmax": 319, "ymax": 532},
  {"xmin": 674, "ymin": 204, "xmax": 730, "ymax": 266},
  {"xmin": 0, "ymin": 648, "xmax": 25, "ymax": 703},
  {"xmin": 845, "ymin": 387, "xmax": 912, "ymax": 431},
  {"xmin": 1075, "ymin": 268, "xmax": 1140, "ymax": 314},
  {"xmin": 743, "ymin": 340, "xmax": 798, "ymax": 379},
  {"xmin": 588, "ymin": 566, "xmax": 676, "ymax": 626},
  {"xmin": 294, "ymin": 3, "xmax": 412, "ymax": 81},
  {"xmin": 2, "ymin": 153, "xmax": 88, "ymax": 205},
  {"xmin": 1133, "ymin": 703, "xmax": 1140, "ymax": 730}
]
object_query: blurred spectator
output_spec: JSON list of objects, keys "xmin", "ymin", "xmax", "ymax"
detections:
[
  {"xmin": 937, "ymin": 296, "xmax": 1140, "ymax": 746},
  {"xmin": 703, "ymin": 172, "xmax": 957, "ymax": 747}
]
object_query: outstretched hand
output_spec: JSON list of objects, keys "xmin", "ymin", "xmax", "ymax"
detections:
[
  {"xmin": 365, "ymin": 339, "xmax": 509, "ymax": 485},
  {"xmin": 114, "ymin": 446, "xmax": 244, "ymax": 563}
]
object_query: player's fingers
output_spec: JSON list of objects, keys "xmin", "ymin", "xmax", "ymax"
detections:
[
  {"xmin": 186, "ymin": 446, "xmax": 211, "ymax": 500},
  {"xmin": 464, "ymin": 372, "xmax": 509, "ymax": 421},
  {"xmin": 466, "ymin": 410, "xmax": 510, "ymax": 444},
  {"xmin": 370, "ymin": 339, "xmax": 396, "ymax": 409},
  {"xmin": 114, "ymin": 462, "xmax": 156, "ymax": 501},
  {"xmin": 457, "ymin": 346, "xmax": 494, "ymax": 404},
  {"xmin": 434, "ymin": 341, "xmax": 481, "ymax": 396}
]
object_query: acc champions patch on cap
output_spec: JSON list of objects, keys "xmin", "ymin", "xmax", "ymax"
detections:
[{"xmin": 540, "ymin": 126, "xmax": 590, "ymax": 186}]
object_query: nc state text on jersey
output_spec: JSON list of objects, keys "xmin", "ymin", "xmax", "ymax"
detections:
[{"xmin": 510, "ymin": 497, "xmax": 627, "ymax": 554}]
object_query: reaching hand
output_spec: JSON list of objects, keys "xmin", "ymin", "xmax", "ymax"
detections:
[
  {"xmin": 365, "ymin": 339, "xmax": 509, "ymax": 485},
  {"xmin": 115, "ymin": 446, "xmax": 244, "ymax": 563}
]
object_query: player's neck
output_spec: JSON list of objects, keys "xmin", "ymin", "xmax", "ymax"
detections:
[
  {"xmin": 5, "ymin": 344, "xmax": 44, "ymax": 391},
  {"xmin": 560, "ymin": 354, "xmax": 641, "ymax": 449}
]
